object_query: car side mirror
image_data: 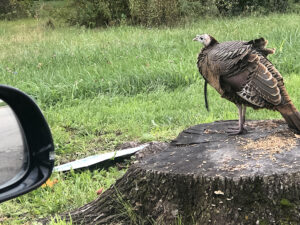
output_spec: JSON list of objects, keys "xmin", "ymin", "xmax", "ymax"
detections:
[{"xmin": 0, "ymin": 85, "xmax": 54, "ymax": 203}]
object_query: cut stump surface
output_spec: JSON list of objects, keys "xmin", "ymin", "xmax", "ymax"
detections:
[
  {"xmin": 57, "ymin": 120, "xmax": 300, "ymax": 225},
  {"xmin": 143, "ymin": 120, "xmax": 300, "ymax": 179}
]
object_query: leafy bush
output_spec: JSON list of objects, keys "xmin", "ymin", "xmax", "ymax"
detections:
[
  {"xmin": 60, "ymin": 0, "xmax": 295, "ymax": 27},
  {"xmin": 28, "ymin": 1, "xmax": 68, "ymax": 19},
  {"xmin": 0, "ymin": 0, "xmax": 11, "ymax": 16},
  {"xmin": 179, "ymin": 0, "xmax": 217, "ymax": 18},
  {"xmin": 66, "ymin": 0, "xmax": 130, "ymax": 27},
  {"xmin": 109, "ymin": 0, "xmax": 130, "ymax": 24},
  {"xmin": 129, "ymin": 0, "xmax": 180, "ymax": 26},
  {"xmin": 129, "ymin": 0, "xmax": 217, "ymax": 26},
  {"xmin": 215, "ymin": 0, "xmax": 292, "ymax": 15},
  {"xmin": 0, "ymin": 0, "xmax": 33, "ymax": 20},
  {"xmin": 129, "ymin": 0, "xmax": 294, "ymax": 26},
  {"xmin": 65, "ymin": 0, "xmax": 216, "ymax": 27}
]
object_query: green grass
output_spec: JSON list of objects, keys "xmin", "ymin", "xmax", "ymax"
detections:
[
  {"xmin": 0, "ymin": 13, "xmax": 299, "ymax": 224},
  {"xmin": 0, "ymin": 167, "xmax": 127, "ymax": 224},
  {"xmin": 1, "ymin": 13, "xmax": 299, "ymax": 164}
]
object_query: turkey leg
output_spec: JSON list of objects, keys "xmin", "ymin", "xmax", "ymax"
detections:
[{"xmin": 227, "ymin": 104, "xmax": 247, "ymax": 135}]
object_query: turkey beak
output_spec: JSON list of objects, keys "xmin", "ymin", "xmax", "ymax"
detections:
[{"xmin": 193, "ymin": 37, "xmax": 198, "ymax": 41}]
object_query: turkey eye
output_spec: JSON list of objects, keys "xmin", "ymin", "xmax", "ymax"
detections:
[{"xmin": 200, "ymin": 37, "xmax": 203, "ymax": 40}]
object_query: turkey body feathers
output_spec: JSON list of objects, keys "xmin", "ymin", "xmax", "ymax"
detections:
[{"xmin": 196, "ymin": 36, "xmax": 300, "ymax": 133}]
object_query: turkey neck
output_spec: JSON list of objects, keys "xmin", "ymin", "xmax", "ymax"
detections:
[
  {"xmin": 198, "ymin": 36, "xmax": 219, "ymax": 73},
  {"xmin": 197, "ymin": 42, "xmax": 224, "ymax": 96}
]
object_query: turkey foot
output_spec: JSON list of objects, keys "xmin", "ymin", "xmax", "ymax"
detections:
[{"xmin": 226, "ymin": 126, "xmax": 247, "ymax": 135}]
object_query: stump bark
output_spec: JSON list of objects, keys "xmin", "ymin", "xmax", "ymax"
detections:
[{"xmin": 56, "ymin": 120, "xmax": 300, "ymax": 225}]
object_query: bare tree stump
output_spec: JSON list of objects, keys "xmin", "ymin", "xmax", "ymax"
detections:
[{"xmin": 56, "ymin": 120, "xmax": 300, "ymax": 225}]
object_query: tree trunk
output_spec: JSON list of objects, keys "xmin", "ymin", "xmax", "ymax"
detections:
[{"xmin": 52, "ymin": 120, "xmax": 300, "ymax": 224}]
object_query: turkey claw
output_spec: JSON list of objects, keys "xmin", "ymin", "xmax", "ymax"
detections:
[{"xmin": 226, "ymin": 127, "xmax": 247, "ymax": 135}]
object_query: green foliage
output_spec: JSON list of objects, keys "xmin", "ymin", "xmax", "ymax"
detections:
[
  {"xmin": 29, "ymin": 1, "xmax": 69, "ymax": 20},
  {"xmin": 290, "ymin": 1, "xmax": 300, "ymax": 13},
  {"xmin": 280, "ymin": 198, "xmax": 294, "ymax": 208},
  {"xmin": 0, "ymin": 0, "xmax": 34, "ymax": 20},
  {"xmin": 0, "ymin": 0, "xmax": 298, "ymax": 26},
  {"xmin": 67, "ymin": 0, "xmax": 295, "ymax": 27},
  {"xmin": 179, "ymin": 0, "xmax": 217, "ymax": 18},
  {"xmin": 66, "ymin": 0, "xmax": 216, "ymax": 27},
  {"xmin": 49, "ymin": 215, "xmax": 72, "ymax": 225},
  {"xmin": 0, "ymin": 0, "xmax": 10, "ymax": 15},
  {"xmin": 215, "ymin": 0, "xmax": 293, "ymax": 16},
  {"xmin": 109, "ymin": 0, "xmax": 130, "ymax": 24},
  {"xmin": 129, "ymin": 0, "xmax": 180, "ymax": 26},
  {"xmin": 129, "ymin": 0, "xmax": 217, "ymax": 26},
  {"xmin": 66, "ymin": 0, "xmax": 130, "ymax": 27}
]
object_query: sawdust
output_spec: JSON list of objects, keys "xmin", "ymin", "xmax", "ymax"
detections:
[
  {"xmin": 246, "ymin": 120, "xmax": 285, "ymax": 130},
  {"xmin": 239, "ymin": 133, "xmax": 298, "ymax": 160},
  {"xmin": 243, "ymin": 135, "xmax": 296, "ymax": 153},
  {"xmin": 218, "ymin": 133, "xmax": 299, "ymax": 172},
  {"xmin": 220, "ymin": 163, "xmax": 248, "ymax": 172},
  {"xmin": 203, "ymin": 129, "xmax": 224, "ymax": 134}
]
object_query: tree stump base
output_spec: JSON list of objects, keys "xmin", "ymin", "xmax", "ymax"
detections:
[{"xmin": 59, "ymin": 120, "xmax": 300, "ymax": 225}]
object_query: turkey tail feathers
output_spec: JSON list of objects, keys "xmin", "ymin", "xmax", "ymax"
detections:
[
  {"xmin": 277, "ymin": 103, "xmax": 300, "ymax": 133},
  {"xmin": 248, "ymin": 37, "xmax": 276, "ymax": 56}
]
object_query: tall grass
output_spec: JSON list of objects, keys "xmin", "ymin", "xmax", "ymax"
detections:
[{"xmin": 0, "ymin": 14, "xmax": 299, "ymax": 107}]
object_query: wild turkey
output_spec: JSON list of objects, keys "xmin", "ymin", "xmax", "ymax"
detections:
[{"xmin": 193, "ymin": 34, "xmax": 300, "ymax": 135}]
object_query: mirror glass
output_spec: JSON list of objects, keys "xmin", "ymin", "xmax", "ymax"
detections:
[{"xmin": 0, "ymin": 100, "xmax": 28, "ymax": 188}]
